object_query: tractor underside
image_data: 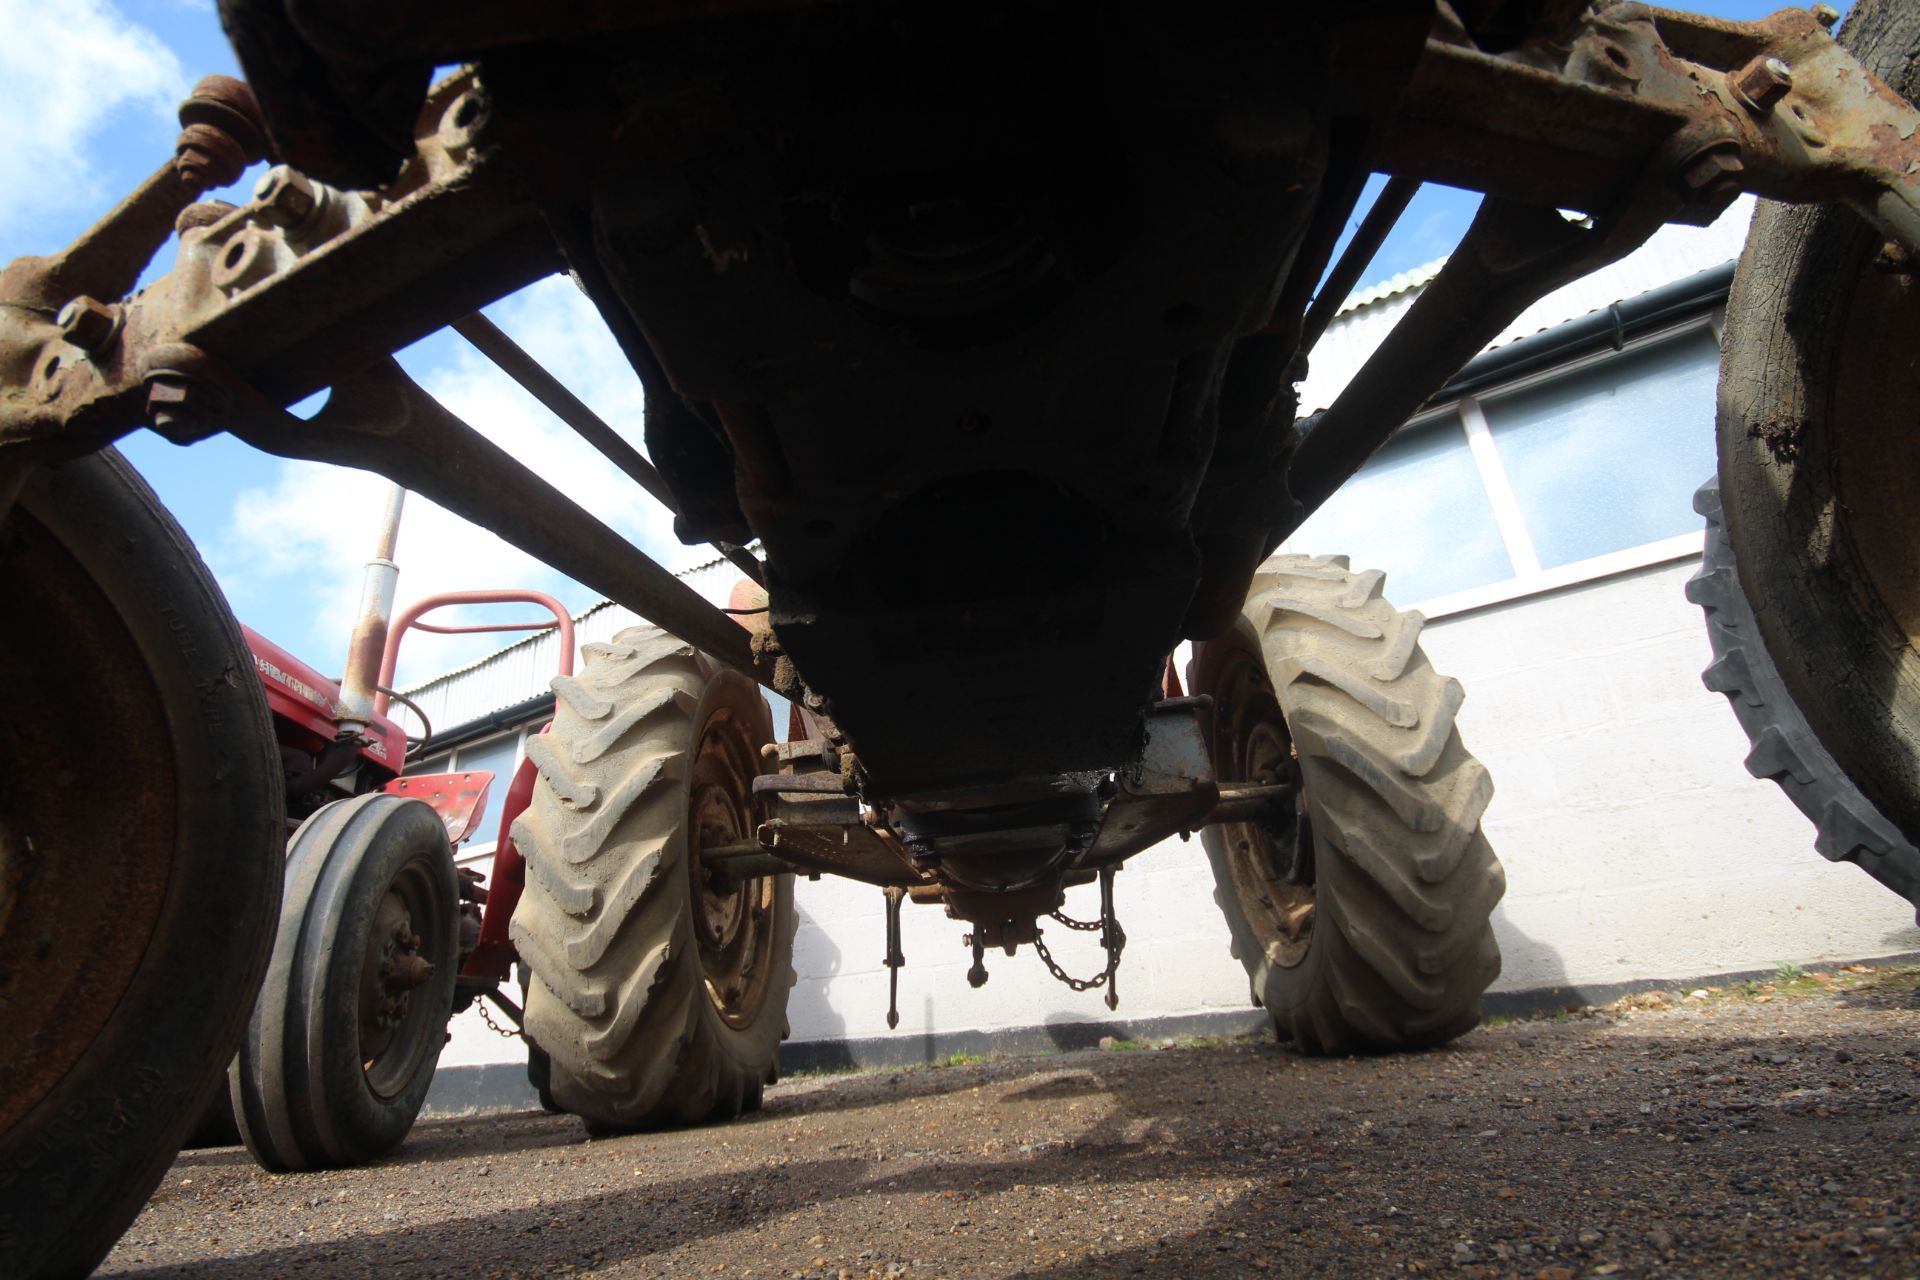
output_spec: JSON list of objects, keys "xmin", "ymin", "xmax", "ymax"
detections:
[{"xmin": 7, "ymin": 0, "xmax": 1920, "ymax": 944}]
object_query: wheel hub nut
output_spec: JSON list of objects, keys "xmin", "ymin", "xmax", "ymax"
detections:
[{"xmin": 386, "ymin": 954, "xmax": 434, "ymax": 990}]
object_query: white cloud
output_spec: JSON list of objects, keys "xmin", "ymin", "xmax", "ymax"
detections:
[
  {"xmin": 0, "ymin": 0, "xmax": 186, "ymax": 239},
  {"xmin": 211, "ymin": 275, "xmax": 714, "ymax": 688}
]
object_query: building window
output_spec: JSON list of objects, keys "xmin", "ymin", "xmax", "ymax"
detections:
[
  {"xmin": 1479, "ymin": 329, "xmax": 1721, "ymax": 570},
  {"xmin": 1289, "ymin": 415, "xmax": 1515, "ymax": 604},
  {"xmin": 1285, "ymin": 321, "xmax": 1719, "ymax": 614}
]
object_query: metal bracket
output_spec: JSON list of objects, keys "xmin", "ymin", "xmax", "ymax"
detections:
[{"xmin": 1, "ymin": 71, "xmax": 553, "ymax": 456}]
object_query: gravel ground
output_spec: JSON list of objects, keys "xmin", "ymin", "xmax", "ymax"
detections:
[{"xmin": 99, "ymin": 966, "xmax": 1920, "ymax": 1279}]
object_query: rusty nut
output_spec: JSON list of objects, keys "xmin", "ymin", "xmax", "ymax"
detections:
[
  {"xmin": 56, "ymin": 296, "xmax": 119, "ymax": 354},
  {"xmin": 1733, "ymin": 55, "xmax": 1794, "ymax": 114},
  {"xmin": 253, "ymin": 166, "xmax": 317, "ymax": 229},
  {"xmin": 1812, "ymin": 3, "xmax": 1840, "ymax": 31},
  {"xmin": 1678, "ymin": 147, "xmax": 1746, "ymax": 196},
  {"xmin": 174, "ymin": 121, "xmax": 249, "ymax": 189},
  {"xmin": 387, "ymin": 954, "xmax": 435, "ymax": 990},
  {"xmin": 176, "ymin": 75, "xmax": 265, "ymax": 166},
  {"xmin": 145, "ymin": 377, "xmax": 217, "ymax": 445}
]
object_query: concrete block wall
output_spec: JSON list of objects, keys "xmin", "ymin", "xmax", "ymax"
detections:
[
  {"xmin": 1417, "ymin": 558, "xmax": 1920, "ymax": 999},
  {"xmin": 436, "ymin": 556, "xmax": 1920, "ymax": 1083}
]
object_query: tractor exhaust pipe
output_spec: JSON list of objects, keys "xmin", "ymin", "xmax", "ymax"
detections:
[{"xmin": 336, "ymin": 483, "xmax": 406, "ymax": 740}]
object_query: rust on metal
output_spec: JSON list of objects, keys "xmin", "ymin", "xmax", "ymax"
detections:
[
  {"xmin": 174, "ymin": 75, "xmax": 266, "ymax": 186},
  {"xmin": 337, "ymin": 484, "xmax": 406, "ymax": 736},
  {"xmin": 754, "ymin": 818, "xmax": 927, "ymax": 887},
  {"xmin": 1, "ymin": 70, "xmax": 556, "ymax": 459},
  {"xmin": 55, "ymin": 296, "xmax": 119, "ymax": 355},
  {"xmin": 1205, "ymin": 782, "xmax": 1299, "ymax": 826}
]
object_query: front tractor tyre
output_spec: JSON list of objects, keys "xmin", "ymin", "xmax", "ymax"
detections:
[
  {"xmin": 1192, "ymin": 555, "xmax": 1505, "ymax": 1055},
  {"xmin": 230, "ymin": 793, "xmax": 461, "ymax": 1170},
  {"xmin": 511, "ymin": 628, "xmax": 797, "ymax": 1130},
  {"xmin": 0, "ymin": 449, "xmax": 283, "ymax": 1278}
]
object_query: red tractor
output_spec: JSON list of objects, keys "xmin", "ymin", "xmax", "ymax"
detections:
[
  {"xmin": 11, "ymin": 2, "xmax": 1920, "ymax": 1276},
  {"xmin": 221, "ymin": 491, "xmax": 589, "ymax": 1170}
]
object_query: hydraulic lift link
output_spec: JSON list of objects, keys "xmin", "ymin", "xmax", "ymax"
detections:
[
  {"xmin": 882, "ymin": 885, "xmax": 905, "ymax": 1030},
  {"xmin": 1100, "ymin": 866, "xmax": 1122, "ymax": 1012}
]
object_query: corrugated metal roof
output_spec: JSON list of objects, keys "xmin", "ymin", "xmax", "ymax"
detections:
[
  {"xmin": 1298, "ymin": 196, "xmax": 1752, "ymax": 413},
  {"xmin": 1335, "ymin": 259, "xmax": 1444, "ymax": 315},
  {"xmin": 398, "ymin": 549, "xmax": 755, "ymax": 734},
  {"xmin": 407, "ymin": 197, "xmax": 1757, "ymax": 734}
]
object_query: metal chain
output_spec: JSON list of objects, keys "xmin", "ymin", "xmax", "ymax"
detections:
[
  {"xmin": 1048, "ymin": 909, "xmax": 1105, "ymax": 932},
  {"xmin": 1032, "ymin": 929, "xmax": 1113, "ymax": 991},
  {"xmin": 1034, "ymin": 866, "xmax": 1128, "ymax": 1005},
  {"xmin": 476, "ymin": 998, "xmax": 522, "ymax": 1039}
]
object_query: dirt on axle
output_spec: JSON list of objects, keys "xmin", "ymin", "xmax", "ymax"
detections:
[{"xmin": 102, "ymin": 968, "xmax": 1920, "ymax": 1279}]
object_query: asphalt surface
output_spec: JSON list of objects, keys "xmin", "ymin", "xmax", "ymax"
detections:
[{"xmin": 100, "ymin": 967, "xmax": 1920, "ymax": 1278}]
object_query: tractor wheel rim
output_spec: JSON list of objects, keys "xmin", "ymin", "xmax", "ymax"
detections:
[
  {"xmin": 358, "ymin": 857, "xmax": 445, "ymax": 1100},
  {"xmin": 0, "ymin": 497, "xmax": 175, "ymax": 1137},
  {"xmin": 1215, "ymin": 645, "xmax": 1315, "ymax": 970},
  {"xmin": 687, "ymin": 708, "xmax": 777, "ymax": 1030}
]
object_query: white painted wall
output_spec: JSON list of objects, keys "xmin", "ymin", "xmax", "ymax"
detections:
[
  {"xmin": 439, "ymin": 554, "xmax": 1920, "ymax": 1070},
  {"xmin": 1419, "ymin": 556, "xmax": 1920, "ymax": 996}
]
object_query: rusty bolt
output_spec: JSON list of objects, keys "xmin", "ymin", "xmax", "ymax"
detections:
[
  {"xmin": 174, "ymin": 75, "xmax": 266, "ymax": 189},
  {"xmin": 253, "ymin": 166, "xmax": 317, "ymax": 229},
  {"xmin": 1812, "ymin": 3, "xmax": 1840, "ymax": 30},
  {"xmin": 175, "ymin": 122, "xmax": 249, "ymax": 189},
  {"xmin": 1734, "ymin": 55, "xmax": 1795, "ymax": 113},
  {"xmin": 145, "ymin": 376, "xmax": 218, "ymax": 445},
  {"xmin": 1678, "ymin": 147, "xmax": 1746, "ymax": 197},
  {"xmin": 56, "ymin": 296, "xmax": 119, "ymax": 354}
]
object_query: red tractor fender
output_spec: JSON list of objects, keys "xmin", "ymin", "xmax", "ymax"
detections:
[
  {"xmin": 383, "ymin": 770, "xmax": 494, "ymax": 845},
  {"xmin": 460, "ymin": 740, "xmax": 541, "ymax": 983}
]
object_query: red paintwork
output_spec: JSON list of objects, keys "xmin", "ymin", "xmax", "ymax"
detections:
[
  {"xmin": 250, "ymin": 592, "xmax": 582, "ymax": 994},
  {"xmin": 243, "ymin": 624, "xmax": 407, "ymax": 769},
  {"xmin": 384, "ymin": 770, "xmax": 494, "ymax": 845},
  {"xmin": 728, "ymin": 575, "xmax": 769, "ymax": 633},
  {"xmin": 1162, "ymin": 652, "xmax": 1185, "ymax": 700},
  {"xmin": 461, "ymin": 746, "xmax": 540, "ymax": 983}
]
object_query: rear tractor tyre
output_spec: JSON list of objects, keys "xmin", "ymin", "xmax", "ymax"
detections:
[
  {"xmin": 516, "ymin": 963, "xmax": 564, "ymax": 1114},
  {"xmin": 0, "ymin": 449, "xmax": 282, "ymax": 1278},
  {"xmin": 1192, "ymin": 555, "xmax": 1505, "ymax": 1055},
  {"xmin": 231, "ymin": 793, "xmax": 461, "ymax": 1171},
  {"xmin": 1688, "ymin": 478, "xmax": 1920, "ymax": 906},
  {"xmin": 1714, "ymin": 0, "xmax": 1920, "ymax": 850},
  {"xmin": 511, "ymin": 628, "xmax": 797, "ymax": 1130}
]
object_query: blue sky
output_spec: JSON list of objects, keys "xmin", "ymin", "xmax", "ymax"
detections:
[{"xmin": 2, "ymin": 0, "xmax": 1835, "ymax": 684}]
